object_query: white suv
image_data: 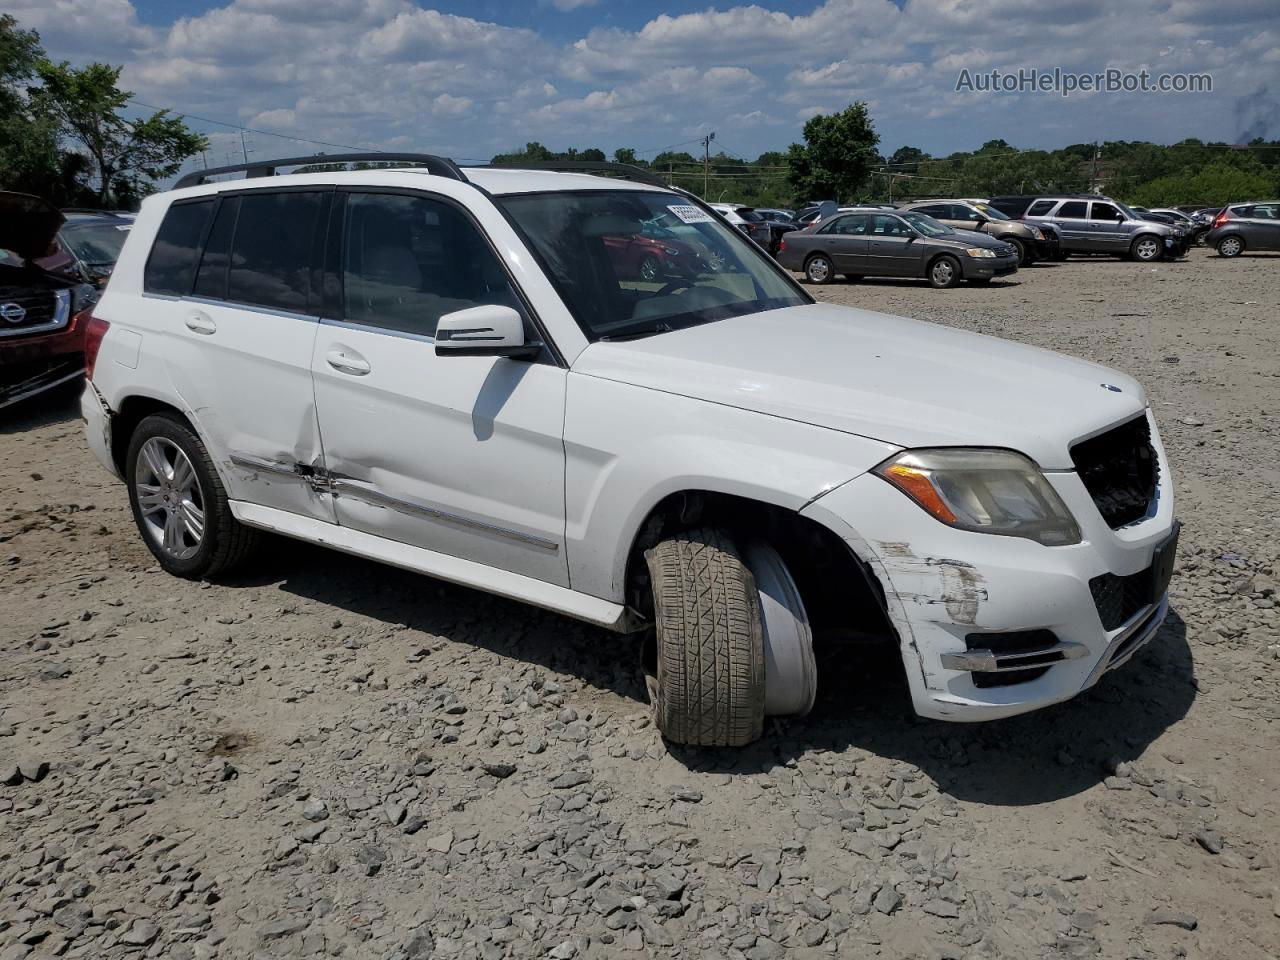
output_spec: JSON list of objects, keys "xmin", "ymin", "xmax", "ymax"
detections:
[{"xmin": 81, "ymin": 155, "xmax": 1178, "ymax": 746}]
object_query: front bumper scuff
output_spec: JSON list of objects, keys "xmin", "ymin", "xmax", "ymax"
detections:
[{"xmin": 801, "ymin": 418, "xmax": 1176, "ymax": 722}]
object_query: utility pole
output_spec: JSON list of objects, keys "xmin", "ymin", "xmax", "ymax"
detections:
[
  {"xmin": 702, "ymin": 131, "xmax": 715, "ymax": 197},
  {"xmin": 1090, "ymin": 140, "xmax": 1100, "ymax": 193},
  {"xmin": 240, "ymin": 130, "xmax": 250, "ymax": 163}
]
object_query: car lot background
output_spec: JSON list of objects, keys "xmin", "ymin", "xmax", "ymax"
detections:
[{"xmin": 1, "ymin": 248, "xmax": 1277, "ymax": 960}]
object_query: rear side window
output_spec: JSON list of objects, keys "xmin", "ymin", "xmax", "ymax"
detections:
[
  {"xmin": 144, "ymin": 200, "xmax": 214, "ymax": 296},
  {"xmin": 192, "ymin": 197, "xmax": 239, "ymax": 300},
  {"xmin": 1026, "ymin": 200, "xmax": 1055, "ymax": 216},
  {"xmin": 1057, "ymin": 201, "xmax": 1087, "ymax": 219},
  {"xmin": 228, "ymin": 191, "xmax": 327, "ymax": 313}
]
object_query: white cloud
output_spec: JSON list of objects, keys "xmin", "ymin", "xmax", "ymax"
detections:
[{"xmin": 2, "ymin": 0, "xmax": 1268, "ymax": 175}]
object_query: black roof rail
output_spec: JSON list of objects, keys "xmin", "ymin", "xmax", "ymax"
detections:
[
  {"xmin": 476, "ymin": 160, "xmax": 669, "ymax": 189},
  {"xmin": 173, "ymin": 152, "xmax": 468, "ymax": 189}
]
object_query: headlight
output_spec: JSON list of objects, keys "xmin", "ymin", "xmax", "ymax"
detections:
[
  {"xmin": 873, "ymin": 448, "xmax": 1082, "ymax": 546},
  {"xmin": 1028, "ymin": 227, "xmax": 1044, "ymax": 240},
  {"xmin": 964, "ymin": 247, "xmax": 996, "ymax": 258}
]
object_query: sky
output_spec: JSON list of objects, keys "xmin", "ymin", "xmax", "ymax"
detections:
[{"xmin": 8, "ymin": 0, "xmax": 1279, "ymax": 180}]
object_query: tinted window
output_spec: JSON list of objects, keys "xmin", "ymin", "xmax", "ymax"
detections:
[
  {"xmin": 228, "ymin": 191, "xmax": 326, "ymax": 313},
  {"xmin": 1090, "ymin": 202, "xmax": 1121, "ymax": 221},
  {"xmin": 144, "ymin": 200, "xmax": 214, "ymax": 296},
  {"xmin": 912, "ymin": 205, "xmax": 946, "ymax": 217},
  {"xmin": 1057, "ymin": 201, "xmax": 1088, "ymax": 219},
  {"xmin": 193, "ymin": 197, "xmax": 238, "ymax": 300},
  {"xmin": 342, "ymin": 192, "xmax": 525, "ymax": 339},
  {"xmin": 870, "ymin": 215, "xmax": 913, "ymax": 236},
  {"xmin": 953, "ymin": 204, "xmax": 984, "ymax": 222},
  {"xmin": 1026, "ymin": 200, "xmax": 1055, "ymax": 216},
  {"xmin": 1252, "ymin": 204, "xmax": 1278, "ymax": 219}
]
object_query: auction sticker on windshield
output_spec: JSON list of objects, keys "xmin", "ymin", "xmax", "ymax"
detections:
[{"xmin": 668, "ymin": 204, "xmax": 715, "ymax": 224}]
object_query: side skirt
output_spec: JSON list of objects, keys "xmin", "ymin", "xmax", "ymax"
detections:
[{"xmin": 228, "ymin": 500, "xmax": 643, "ymax": 633}]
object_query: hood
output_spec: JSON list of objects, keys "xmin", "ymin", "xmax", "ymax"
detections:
[
  {"xmin": 572, "ymin": 303, "xmax": 1146, "ymax": 470},
  {"xmin": 0, "ymin": 192, "xmax": 65, "ymax": 262},
  {"xmin": 936, "ymin": 229, "xmax": 1008, "ymax": 250}
]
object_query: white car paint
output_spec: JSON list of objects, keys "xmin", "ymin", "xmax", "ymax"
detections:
[{"xmin": 83, "ymin": 164, "xmax": 1177, "ymax": 724}]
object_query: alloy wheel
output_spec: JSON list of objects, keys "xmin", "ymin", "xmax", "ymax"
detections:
[
  {"xmin": 932, "ymin": 259, "xmax": 954, "ymax": 285},
  {"xmin": 1135, "ymin": 238, "xmax": 1160, "ymax": 261},
  {"xmin": 134, "ymin": 437, "xmax": 205, "ymax": 560},
  {"xmin": 807, "ymin": 256, "xmax": 831, "ymax": 283}
]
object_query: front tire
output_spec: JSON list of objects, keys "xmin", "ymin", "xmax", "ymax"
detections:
[
  {"xmin": 645, "ymin": 529, "xmax": 765, "ymax": 747},
  {"xmin": 1216, "ymin": 235, "xmax": 1244, "ymax": 258},
  {"xmin": 1007, "ymin": 237, "xmax": 1028, "ymax": 265},
  {"xmin": 1130, "ymin": 235, "xmax": 1162, "ymax": 262},
  {"xmin": 126, "ymin": 413, "xmax": 260, "ymax": 579},
  {"xmin": 804, "ymin": 253, "xmax": 835, "ymax": 285},
  {"xmin": 928, "ymin": 254, "xmax": 961, "ymax": 289}
]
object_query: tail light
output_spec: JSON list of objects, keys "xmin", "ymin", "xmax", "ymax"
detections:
[
  {"xmin": 1213, "ymin": 211, "xmax": 1228, "ymax": 227},
  {"xmin": 84, "ymin": 315, "xmax": 110, "ymax": 380},
  {"xmin": 778, "ymin": 238, "xmax": 787, "ymax": 252}
]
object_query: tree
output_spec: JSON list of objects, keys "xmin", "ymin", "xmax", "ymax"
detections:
[
  {"xmin": 786, "ymin": 102, "xmax": 880, "ymax": 201},
  {"xmin": 34, "ymin": 61, "xmax": 206, "ymax": 204},
  {"xmin": 888, "ymin": 145, "xmax": 928, "ymax": 169},
  {"xmin": 0, "ymin": 15, "xmax": 65, "ymax": 200},
  {"xmin": 613, "ymin": 147, "xmax": 638, "ymax": 165}
]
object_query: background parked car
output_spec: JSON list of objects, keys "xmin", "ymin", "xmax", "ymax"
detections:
[
  {"xmin": 45, "ymin": 210, "xmax": 134, "ymax": 286},
  {"xmin": 778, "ymin": 208, "xmax": 1018, "ymax": 288},
  {"xmin": 603, "ymin": 216, "xmax": 727, "ymax": 279},
  {"xmin": 1206, "ymin": 201, "xmax": 1280, "ymax": 257},
  {"xmin": 754, "ymin": 208, "xmax": 794, "ymax": 223},
  {"xmin": 899, "ymin": 199, "xmax": 1058, "ymax": 265},
  {"xmin": 0, "ymin": 192, "xmax": 100, "ymax": 408},
  {"xmin": 1018, "ymin": 196, "xmax": 1186, "ymax": 261},
  {"xmin": 710, "ymin": 203, "xmax": 796, "ymax": 256}
]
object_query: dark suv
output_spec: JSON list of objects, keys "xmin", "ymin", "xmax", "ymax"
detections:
[{"xmin": 1, "ymin": 193, "xmax": 99, "ymax": 408}]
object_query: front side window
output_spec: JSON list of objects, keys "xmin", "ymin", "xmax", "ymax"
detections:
[
  {"xmin": 1057, "ymin": 201, "xmax": 1088, "ymax": 219},
  {"xmin": 1090, "ymin": 202, "xmax": 1121, "ymax": 221},
  {"xmin": 498, "ymin": 190, "xmax": 807, "ymax": 342},
  {"xmin": 972, "ymin": 202, "xmax": 1011, "ymax": 221},
  {"xmin": 144, "ymin": 200, "xmax": 214, "ymax": 296},
  {"xmin": 342, "ymin": 192, "xmax": 525, "ymax": 339},
  {"xmin": 227, "ymin": 191, "xmax": 326, "ymax": 313}
]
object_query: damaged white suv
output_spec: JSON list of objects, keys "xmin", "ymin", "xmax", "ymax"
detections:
[{"xmin": 82, "ymin": 155, "xmax": 1177, "ymax": 746}]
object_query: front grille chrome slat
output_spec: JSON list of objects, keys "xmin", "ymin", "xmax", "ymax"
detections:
[{"xmin": 0, "ymin": 289, "xmax": 71, "ymax": 339}]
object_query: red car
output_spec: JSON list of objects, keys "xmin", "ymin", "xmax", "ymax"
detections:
[
  {"xmin": 603, "ymin": 222, "xmax": 726, "ymax": 281},
  {"xmin": 1, "ymin": 192, "xmax": 99, "ymax": 409}
]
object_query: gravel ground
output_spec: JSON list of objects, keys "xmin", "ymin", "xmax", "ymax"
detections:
[{"xmin": 1, "ymin": 247, "xmax": 1278, "ymax": 960}]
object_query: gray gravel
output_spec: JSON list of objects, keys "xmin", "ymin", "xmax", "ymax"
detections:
[{"xmin": 0, "ymin": 248, "xmax": 1277, "ymax": 958}]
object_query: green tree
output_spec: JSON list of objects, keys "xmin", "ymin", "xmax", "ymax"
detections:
[
  {"xmin": 34, "ymin": 60, "xmax": 207, "ymax": 204},
  {"xmin": 787, "ymin": 102, "xmax": 880, "ymax": 201},
  {"xmin": 613, "ymin": 147, "xmax": 638, "ymax": 165},
  {"xmin": 0, "ymin": 15, "xmax": 65, "ymax": 200}
]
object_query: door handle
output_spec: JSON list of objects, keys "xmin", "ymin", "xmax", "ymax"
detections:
[
  {"xmin": 184, "ymin": 311, "xmax": 216, "ymax": 335},
  {"xmin": 326, "ymin": 348, "xmax": 371, "ymax": 376}
]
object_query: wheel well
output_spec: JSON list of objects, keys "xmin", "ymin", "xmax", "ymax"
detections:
[
  {"xmin": 624, "ymin": 490, "xmax": 896, "ymax": 645},
  {"xmin": 110, "ymin": 396, "xmax": 187, "ymax": 474},
  {"xmin": 925, "ymin": 251, "xmax": 959, "ymax": 273}
]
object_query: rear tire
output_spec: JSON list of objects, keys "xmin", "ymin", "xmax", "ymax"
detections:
[
  {"xmin": 645, "ymin": 528, "xmax": 765, "ymax": 747},
  {"xmin": 804, "ymin": 253, "xmax": 835, "ymax": 285},
  {"xmin": 126, "ymin": 413, "xmax": 260, "ymax": 580},
  {"xmin": 1216, "ymin": 235, "xmax": 1244, "ymax": 258}
]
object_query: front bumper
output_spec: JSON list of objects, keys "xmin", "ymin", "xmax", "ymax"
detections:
[
  {"xmin": 1032, "ymin": 236, "xmax": 1061, "ymax": 260},
  {"xmin": 801, "ymin": 412, "xmax": 1177, "ymax": 721},
  {"xmin": 0, "ymin": 307, "xmax": 89, "ymax": 367},
  {"xmin": 964, "ymin": 254, "xmax": 1019, "ymax": 279}
]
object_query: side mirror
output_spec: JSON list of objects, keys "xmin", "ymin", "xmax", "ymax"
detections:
[{"xmin": 435, "ymin": 305, "xmax": 540, "ymax": 360}]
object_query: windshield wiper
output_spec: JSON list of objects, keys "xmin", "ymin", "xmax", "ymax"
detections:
[{"xmin": 597, "ymin": 321, "xmax": 673, "ymax": 342}]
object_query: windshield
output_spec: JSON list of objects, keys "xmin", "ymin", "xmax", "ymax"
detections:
[
  {"xmin": 498, "ymin": 190, "xmax": 808, "ymax": 341},
  {"xmin": 898, "ymin": 212, "xmax": 954, "ymax": 237},
  {"xmin": 971, "ymin": 202, "xmax": 1011, "ymax": 221},
  {"xmin": 60, "ymin": 220, "xmax": 130, "ymax": 264},
  {"xmin": 1114, "ymin": 201, "xmax": 1140, "ymax": 220}
]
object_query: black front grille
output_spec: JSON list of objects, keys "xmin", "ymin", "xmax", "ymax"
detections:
[
  {"xmin": 0, "ymin": 288, "xmax": 59, "ymax": 332},
  {"xmin": 1070, "ymin": 415, "xmax": 1158, "ymax": 528},
  {"xmin": 1089, "ymin": 568, "xmax": 1151, "ymax": 630},
  {"xmin": 964, "ymin": 630, "xmax": 1056, "ymax": 688}
]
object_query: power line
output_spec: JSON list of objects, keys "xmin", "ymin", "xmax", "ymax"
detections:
[{"xmin": 127, "ymin": 98, "xmax": 384, "ymax": 153}]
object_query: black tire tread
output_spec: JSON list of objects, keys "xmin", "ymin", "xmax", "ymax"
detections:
[
  {"xmin": 645, "ymin": 528, "xmax": 765, "ymax": 747},
  {"xmin": 127, "ymin": 413, "xmax": 260, "ymax": 580}
]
